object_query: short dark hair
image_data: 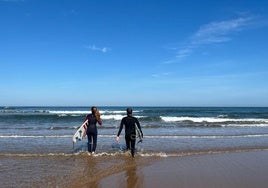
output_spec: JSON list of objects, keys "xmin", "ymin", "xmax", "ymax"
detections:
[
  {"xmin": 126, "ymin": 108, "xmax": 132, "ymax": 115},
  {"xmin": 91, "ymin": 106, "xmax": 97, "ymax": 113}
]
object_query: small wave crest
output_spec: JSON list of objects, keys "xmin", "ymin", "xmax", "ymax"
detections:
[
  {"xmin": 0, "ymin": 108, "xmax": 143, "ymax": 118},
  {"xmin": 0, "ymin": 153, "xmax": 73, "ymax": 157},
  {"xmin": 2, "ymin": 134, "xmax": 268, "ymax": 139},
  {"xmin": 0, "ymin": 135, "xmax": 72, "ymax": 138},
  {"xmin": 2, "ymin": 148, "xmax": 268, "ymax": 158},
  {"xmin": 160, "ymin": 116, "xmax": 268, "ymax": 124},
  {"xmin": 144, "ymin": 134, "xmax": 268, "ymax": 139},
  {"xmin": 101, "ymin": 114, "xmax": 124, "ymax": 120},
  {"xmin": 49, "ymin": 110, "xmax": 88, "ymax": 115}
]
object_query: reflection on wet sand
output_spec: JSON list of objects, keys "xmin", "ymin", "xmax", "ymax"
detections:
[
  {"xmin": 125, "ymin": 158, "xmax": 144, "ymax": 188},
  {"xmin": 66, "ymin": 154, "xmax": 151, "ymax": 188},
  {"xmin": 98, "ymin": 155, "xmax": 155, "ymax": 188},
  {"xmin": 0, "ymin": 152, "xmax": 154, "ymax": 188}
]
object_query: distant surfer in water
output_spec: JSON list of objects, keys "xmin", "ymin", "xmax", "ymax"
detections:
[
  {"xmin": 116, "ymin": 108, "xmax": 143, "ymax": 157},
  {"xmin": 85, "ymin": 106, "xmax": 102, "ymax": 154}
]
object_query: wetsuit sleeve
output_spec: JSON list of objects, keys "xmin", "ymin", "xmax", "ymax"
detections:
[
  {"xmin": 97, "ymin": 119, "xmax": 102, "ymax": 125},
  {"xmin": 136, "ymin": 119, "xmax": 143, "ymax": 137},
  {"xmin": 85, "ymin": 114, "xmax": 90, "ymax": 122},
  {"xmin": 117, "ymin": 119, "xmax": 124, "ymax": 137}
]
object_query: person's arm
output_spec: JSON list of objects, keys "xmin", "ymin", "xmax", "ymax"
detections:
[
  {"xmin": 97, "ymin": 118, "xmax": 102, "ymax": 125},
  {"xmin": 116, "ymin": 119, "xmax": 124, "ymax": 142},
  {"xmin": 84, "ymin": 114, "xmax": 90, "ymax": 122}
]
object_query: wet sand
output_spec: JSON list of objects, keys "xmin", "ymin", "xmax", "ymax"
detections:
[
  {"xmin": 100, "ymin": 150, "xmax": 268, "ymax": 188},
  {"xmin": 1, "ymin": 150, "xmax": 268, "ymax": 188}
]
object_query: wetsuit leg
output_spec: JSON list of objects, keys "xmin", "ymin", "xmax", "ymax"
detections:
[
  {"xmin": 130, "ymin": 136, "xmax": 136, "ymax": 157},
  {"xmin": 92, "ymin": 132, "xmax": 97, "ymax": 152},
  {"xmin": 125, "ymin": 135, "xmax": 131, "ymax": 150},
  {"xmin": 87, "ymin": 133, "xmax": 92, "ymax": 152}
]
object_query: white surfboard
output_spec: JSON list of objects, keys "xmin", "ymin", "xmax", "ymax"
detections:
[
  {"xmin": 136, "ymin": 124, "xmax": 143, "ymax": 144},
  {"xmin": 72, "ymin": 120, "xmax": 88, "ymax": 143}
]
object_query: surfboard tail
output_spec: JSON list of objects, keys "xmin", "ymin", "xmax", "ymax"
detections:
[
  {"xmin": 135, "ymin": 124, "xmax": 143, "ymax": 144},
  {"xmin": 72, "ymin": 136, "xmax": 77, "ymax": 143}
]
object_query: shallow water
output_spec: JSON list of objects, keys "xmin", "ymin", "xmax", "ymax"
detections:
[{"xmin": 1, "ymin": 106, "xmax": 268, "ymax": 156}]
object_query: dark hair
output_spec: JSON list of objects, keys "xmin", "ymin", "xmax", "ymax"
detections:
[
  {"xmin": 91, "ymin": 106, "xmax": 97, "ymax": 111},
  {"xmin": 126, "ymin": 108, "xmax": 132, "ymax": 115}
]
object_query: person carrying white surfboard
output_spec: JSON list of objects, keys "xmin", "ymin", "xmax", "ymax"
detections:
[
  {"xmin": 85, "ymin": 106, "xmax": 102, "ymax": 154},
  {"xmin": 116, "ymin": 107, "xmax": 143, "ymax": 157}
]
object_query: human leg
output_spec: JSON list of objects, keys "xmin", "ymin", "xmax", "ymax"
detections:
[
  {"xmin": 87, "ymin": 133, "xmax": 92, "ymax": 152},
  {"xmin": 130, "ymin": 136, "xmax": 136, "ymax": 157},
  {"xmin": 125, "ymin": 135, "xmax": 131, "ymax": 150},
  {"xmin": 92, "ymin": 132, "xmax": 97, "ymax": 152}
]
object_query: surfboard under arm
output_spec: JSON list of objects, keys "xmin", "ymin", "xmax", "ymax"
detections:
[
  {"xmin": 135, "ymin": 124, "xmax": 143, "ymax": 143},
  {"xmin": 72, "ymin": 120, "xmax": 88, "ymax": 143}
]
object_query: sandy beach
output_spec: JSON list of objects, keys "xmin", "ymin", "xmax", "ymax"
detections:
[
  {"xmin": 100, "ymin": 150, "xmax": 268, "ymax": 188},
  {"xmin": 1, "ymin": 149, "xmax": 268, "ymax": 188}
]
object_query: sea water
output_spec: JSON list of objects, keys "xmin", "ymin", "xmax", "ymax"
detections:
[
  {"xmin": 1, "ymin": 106, "xmax": 268, "ymax": 187},
  {"xmin": 1, "ymin": 106, "xmax": 268, "ymax": 156}
]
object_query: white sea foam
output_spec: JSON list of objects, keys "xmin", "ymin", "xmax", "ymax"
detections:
[
  {"xmin": 48, "ymin": 110, "xmax": 140, "ymax": 115},
  {"xmin": 47, "ymin": 109, "xmax": 146, "ymax": 121},
  {"xmin": 49, "ymin": 110, "xmax": 118, "ymax": 115},
  {"xmin": 222, "ymin": 124, "xmax": 268, "ymax": 127},
  {"xmin": 0, "ymin": 153, "xmax": 73, "ymax": 157},
  {"xmin": 0, "ymin": 152, "xmax": 171, "ymax": 158},
  {"xmin": 217, "ymin": 114, "xmax": 229, "ymax": 118},
  {"xmin": 101, "ymin": 114, "xmax": 125, "ymax": 120},
  {"xmin": 49, "ymin": 110, "xmax": 88, "ymax": 114},
  {"xmin": 139, "ymin": 152, "xmax": 168, "ymax": 157},
  {"xmin": 102, "ymin": 110, "xmax": 125, "ymax": 114},
  {"xmin": 2, "ymin": 149, "xmax": 268, "ymax": 158},
  {"xmin": 144, "ymin": 134, "xmax": 268, "ymax": 139},
  {"xmin": 101, "ymin": 114, "xmax": 144, "ymax": 120},
  {"xmin": 160, "ymin": 116, "xmax": 268, "ymax": 123},
  {"xmin": 2, "ymin": 134, "xmax": 268, "ymax": 139},
  {"xmin": 0, "ymin": 135, "xmax": 72, "ymax": 138}
]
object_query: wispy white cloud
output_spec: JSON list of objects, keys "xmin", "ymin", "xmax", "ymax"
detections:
[
  {"xmin": 152, "ymin": 72, "xmax": 173, "ymax": 78},
  {"xmin": 168, "ymin": 15, "xmax": 259, "ymax": 62},
  {"xmin": 85, "ymin": 45, "xmax": 110, "ymax": 53},
  {"xmin": 192, "ymin": 17, "xmax": 254, "ymax": 45},
  {"xmin": 176, "ymin": 47, "xmax": 193, "ymax": 59}
]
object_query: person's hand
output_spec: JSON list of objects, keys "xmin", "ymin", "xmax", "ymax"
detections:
[{"xmin": 116, "ymin": 136, "xmax": 120, "ymax": 142}]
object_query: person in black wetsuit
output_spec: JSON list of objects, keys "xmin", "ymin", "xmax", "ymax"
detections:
[
  {"xmin": 116, "ymin": 108, "xmax": 143, "ymax": 157},
  {"xmin": 85, "ymin": 106, "xmax": 102, "ymax": 154}
]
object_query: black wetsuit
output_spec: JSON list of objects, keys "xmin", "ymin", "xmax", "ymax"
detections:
[
  {"xmin": 117, "ymin": 115, "xmax": 143, "ymax": 157},
  {"xmin": 85, "ymin": 114, "xmax": 102, "ymax": 152}
]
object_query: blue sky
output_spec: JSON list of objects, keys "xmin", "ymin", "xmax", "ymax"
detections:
[{"xmin": 0, "ymin": 0, "xmax": 268, "ymax": 106}]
